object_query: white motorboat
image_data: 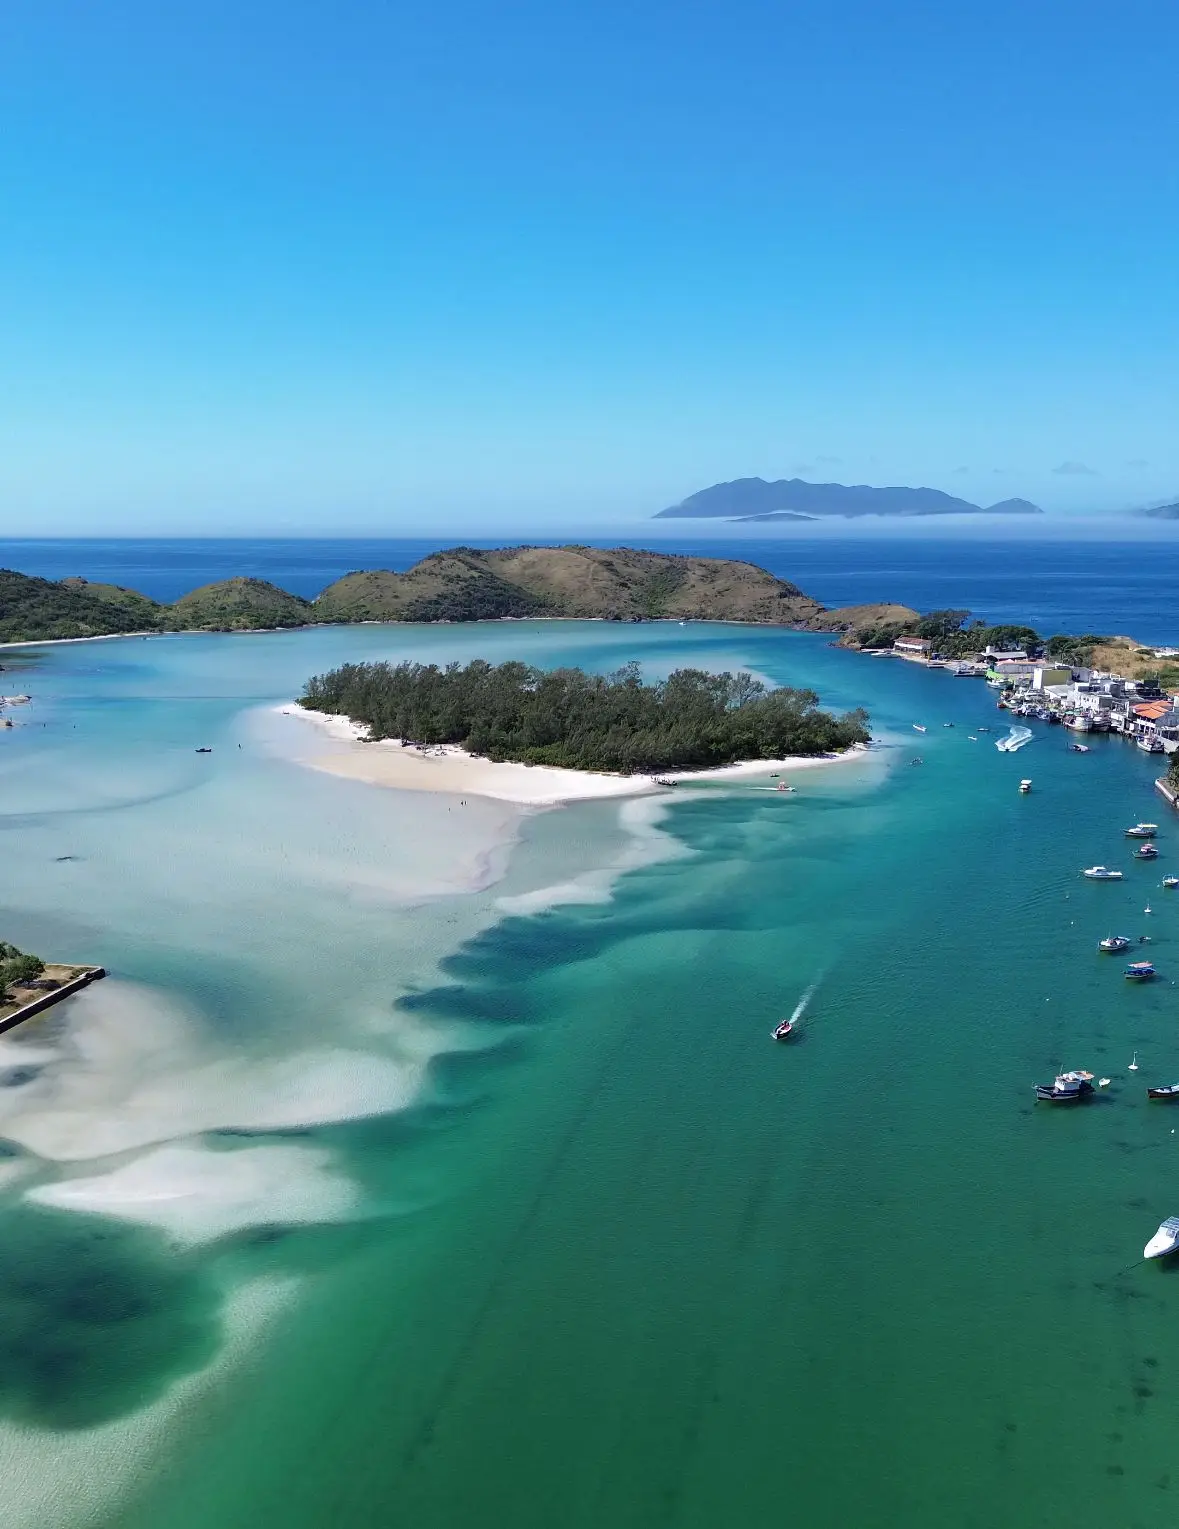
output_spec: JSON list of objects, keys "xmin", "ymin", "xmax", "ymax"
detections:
[
  {"xmin": 1019, "ymin": 778, "xmax": 1032, "ymax": 793},
  {"xmin": 995, "ymin": 726, "xmax": 1033, "ymax": 753},
  {"xmin": 1082, "ymin": 866, "xmax": 1124, "ymax": 880},
  {"xmin": 1163, "ymin": 876, "xmax": 1179, "ymax": 889},
  {"xmin": 1145, "ymin": 1217, "xmax": 1179, "ymax": 1259},
  {"xmin": 1099, "ymin": 935, "xmax": 1131, "ymax": 952},
  {"xmin": 912, "ymin": 724, "xmax": 927, "ymax": 733},
  {"xmin": 1126, "ymin": 823, "xmax": 1160, "ymax": 838}
]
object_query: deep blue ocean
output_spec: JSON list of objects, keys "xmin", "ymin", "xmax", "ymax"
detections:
[{"xmin": 2, "ymin": 535, "xmax": 1177, "ymax": 643}]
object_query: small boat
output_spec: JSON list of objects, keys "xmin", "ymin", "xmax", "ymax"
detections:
[
  {"xmin": 910, "ymin": 756, "xmax": 923, "ymax": 766},
  {"xmin": 1064, "ymin": 714, "xmax": 1094, "ymax": 733},
  {"xmin": 1034, "ymin": 1069, "xmax": 1095, "ymax": 1104},
  {"xmin": 1019, "ymin": 779, "xmax": 1032, "ymax": 793},
  {"xmin": 977, "ymin": 726, "xmax": 992, "ymax": 733},
  {"xmin": 1125, "ymin": 962, "xmax": 1157, "ymax": 981},
  {"xmin": 1137, "ymin": 735, "xmax": 1166, "ymax": 754},
  {"xmin": 1099, "ymin": 935, "xmax": 1132, "ymax": 952},
  {"xmin": 775, "ymin": 782, "xmax": 796, "ymax": 793},
  {"xmin": 1082, "ymin": 866, "xmax": 1124, "ymax": 880},
  {"xmin": 1147, "ymin": 1084, "xmax": 1179, "ymax": 1101},
  {"xmin": 772, "ymin": 1019, "xmax": 795, "ymax": 1042},
  {"xmin": 1068, "ymin": 742, "xmax": 1090, "ymax": 753},
  {"xmin": 912, "ymin": 724, "xmax": 927, "ymax": 734},
  {"xmin": 1144, "ymin": 1217, "xmax": 1179, "ymax": 1259},
  {"xmin": 1126, "ymin": 823, "xmax": 1160, "ymax": 838},
  {"xmin": 943, "ymin": 722, "xmax": 954, "ymax": 729},
  {"xmin": 1135, "ymin": 843, "xmax": 1160, "ymax": 860},
  {"xmin": 195, "ymin": 747, "xmax": 213, "ymax": 754},
  {"xmin": 1163, "ymin": 876, "xmax": 1179, "ymax": 889}
]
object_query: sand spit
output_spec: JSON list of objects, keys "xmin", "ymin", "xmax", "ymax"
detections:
[{"xmin": 280, "ymin": 706, "xmax": 866, "ymax": 806}]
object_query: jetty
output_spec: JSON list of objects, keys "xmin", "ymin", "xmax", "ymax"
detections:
[{"xmin": 0, "ymin": 962, "xmax": 106, "ymax": 1036}]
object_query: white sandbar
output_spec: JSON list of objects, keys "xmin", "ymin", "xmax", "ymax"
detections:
[{"xmin": 280, "ymin": 706, "xmax": 866, "ymax": 806}]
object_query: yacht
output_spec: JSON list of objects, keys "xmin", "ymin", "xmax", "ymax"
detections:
[
  {"xmin": 1099, "ymin": 935, "xmax": 1132, "ymax": 952},
  {"xmin": 1019, "ymin": 778, "xmax": 1032, "ymax": 793},
  {"xmin": 1082, "ymin": 866, "xmax": 1124, "ymax": 880},
  {"xmin": 1163, "ymin": 876, "xmax": 1179, "ymax": 890},
  {"xmin": 1126, "ymin": 823, "xmax": 1160, "ymax": 838},
  {"xmin": 1034, "ymin": 1070, "xmax": 1095, "ymax": 1104},
  {"xmin": 1144, "ymin": 1217, "xmax": 1179, "ymax": 1259}
]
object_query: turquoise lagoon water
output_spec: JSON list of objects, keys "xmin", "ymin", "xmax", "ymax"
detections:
[{"xmin": 2, "ymin": 623, "xmax": 1179, "ymax": 1527}]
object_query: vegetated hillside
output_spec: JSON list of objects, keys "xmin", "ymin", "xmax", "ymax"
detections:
[
  {"xmin": 314, "ymin": 546, "xmax": 824, "ymax": 625},
  {"xmin": 301, "ymin": 658, "xmax": 870, "ymax": 773},
  {"xmin": 805, "ymin": 603, "xmax": 922, "ymax": 643},
  {"xmin": 0, "ymin": 570, "xmax": 160, "ymax": 643},
  {"xmin": 169, "ymin": 578, "xmax": 311, "ymax": 631},
  {"xmin": 58, "ymin": 578, "xmax": 166, "ymax": 627},
  {"xmin": 477, "ymin": 545, "xmax": 824, "ymax": 623},
  {"xmin": 656, "ymin": 477, "xmax": 1044, "ymax": 519},
  {"xmin": 314, "ymin": 552, "xmax": 554, "ymax": 624}
]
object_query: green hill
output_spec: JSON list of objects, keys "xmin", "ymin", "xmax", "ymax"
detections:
[
  {"xmin": 0, "ymin": 570, "xmax": 161, "ymax": 643},
  {"xmin": 169, "ymin": 578, "xmax": 312, "ymax": 632},
  {"xmin": 0, "ymin": 546, "xmax": 832, "ymax": 644}
]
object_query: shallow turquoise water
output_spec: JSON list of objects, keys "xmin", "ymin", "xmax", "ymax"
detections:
[{"xmin": 3, "ymin": 624, "xmax": 1179, "ymax": 1527}]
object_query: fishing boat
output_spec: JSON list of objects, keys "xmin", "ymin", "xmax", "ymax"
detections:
[
  {"xmin": 771, "ymin": 1018, "xmax": 795, "ymax": 1042},
  {"xmin": 1099, "ymin": 935, "xmax": 1132, "ymax": 952},
  {"xmin": 1163, "ymin": 876, "xmax": 1179, "ymax": 889},
  {"xmin": 1082, "ymin": 866, "xmax": 1124, "ymax": 880},
  {"xmin": 1144, "ymin": 1217, "xmax": 1179, "ymax": 1259},
  {"xmin": 1019, "ymin": 778, "xmax": 1032, "ymax": 793},
  {"xmin": 1134, "ymin": 843, "xmax": 1160, "ymax": 860},
  {"xmin": 1126, "ymin": 823, "xmax": 1160, "ymax": 838},
  {"xmin": 1068, "ymin": 742, "xmax": 1090, "ymax": 753},
  {"xmin": 1147, "ymin": 1084, "xmax": 1179, "ymax": 1101},
  {"xmin": 1034, "ymin": 1069, "xmax": 1095, "ymax": 1104},
  {"xmin": 1138, "ymin": 736, "xmax": 1166, "ymax": 754},
  {"xmin": 1064, "ymin": 714, "xmax": 1094, "ymax": 733},
  {"xmin": 1125, "ymin": 962, "xmax": 1157, "ymax": 981}
]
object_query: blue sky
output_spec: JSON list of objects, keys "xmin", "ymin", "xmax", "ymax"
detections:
[{"xmin": 2, "ymin": 0, "xmax": 1177, "ymax": 533}]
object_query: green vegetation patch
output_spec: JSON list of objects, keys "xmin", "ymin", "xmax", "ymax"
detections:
[
  {"xmin": 168, "ymin": 578, "xmax": 311, "ymax": 631},
  {"xmin": 300, "ymin": 659, "xmax": 869, "ymax": 773}
]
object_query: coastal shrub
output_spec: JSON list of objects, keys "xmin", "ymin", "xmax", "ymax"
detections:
[{"xmin": 300, "ymin": 660, "xmax": 869, "ymax": 773}]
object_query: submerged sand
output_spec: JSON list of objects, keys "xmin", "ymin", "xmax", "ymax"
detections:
[{"xmin": 279, "ymin": 706, "xmax": 866, "ymax": 805}]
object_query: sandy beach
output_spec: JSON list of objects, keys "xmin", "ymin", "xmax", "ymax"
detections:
[{"xmin": 279, "ymin": 705, "xmax": 866, "ymax": 806}]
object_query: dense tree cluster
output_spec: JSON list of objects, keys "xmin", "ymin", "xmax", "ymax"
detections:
[
  {"xmin": 300, "ymin": 659, "xmax": 870, "ymax": 773},
  {"xmin": 851, "ymin": 607, "xmax": 1107, "ymax": 664},
  {"xmin": 0, "ymin": 943, "xmax": 45, "ymax": 1000}
]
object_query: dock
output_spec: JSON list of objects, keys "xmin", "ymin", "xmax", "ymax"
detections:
[{"xmin": 0, "ymin": 965, "xmax": 106, "ymax": 1036}]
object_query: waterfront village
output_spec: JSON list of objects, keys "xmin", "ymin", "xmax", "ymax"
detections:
[{"xmin": 889, "ymin": 633, "xmax": 1179, "ymax": 760}]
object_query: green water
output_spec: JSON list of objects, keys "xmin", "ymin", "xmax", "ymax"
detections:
[
  {"xmin": 118, "ymin": 677, "xmax": 1179, "ymax": 1526},
  {"xmin": 3, "ymin": 625, "xmax": 1178, "ymax": 1526}
]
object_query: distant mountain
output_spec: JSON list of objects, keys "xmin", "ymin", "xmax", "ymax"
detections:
[
  {"xmin": 729, "ymin": 511, "xmax": 818, "ymax": 524},
  {"xmin": 984, "ymin": 498, "xmax": 1042, "ymax": 516},
  {"xmin": 655, "ymin": 477, "xmax": 1043, "ymax": 519},
  {"xmin": 1136, "ymin": 502, "xmax": 1179, "ymax": 520}
]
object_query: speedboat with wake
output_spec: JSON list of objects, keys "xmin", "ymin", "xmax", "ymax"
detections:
[
  {"xmin": 995, "ymin": 725, "xmax": 1033, "ymax": 753},
  {"xmin": 1144, "ymin": 1217, "xmax": 1179, "ymax": 1259},
  {"xmin": 772, "ymin": 1018, "xmax": 795, "ymax": 1042},
  {"xmin": 1099, "ymin": 935, "xmax": 1131, "ymax": 953},
  {"xmin": 1082, "ymin": 866, "xmax": 1123, "ymax": 880},
  {"xmin": 1034, "ymin": 1069, "xmax": 1095, "ymax": 1104}
]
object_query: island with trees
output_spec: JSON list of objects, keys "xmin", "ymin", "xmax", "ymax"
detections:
[
  {"xmin": 0, "ymin": 943, "xmax": 106, "ymax": 1032},
  {"xmin": 299, "ymin": 659, "xmax": 870, "ymax": 774}
]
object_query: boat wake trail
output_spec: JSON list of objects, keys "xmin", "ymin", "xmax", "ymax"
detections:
[
  {"xmin": 995, "ymin": 725, "xmax": 1033, "ymax": 753},
  {"xmin": 789, "ymin": 978, "xmax": 823, "ymax": 1027}
]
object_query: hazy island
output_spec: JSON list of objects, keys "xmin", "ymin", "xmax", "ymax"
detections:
[{"xmin": 299, "ymin": 660, "xmax": 870, "ymax": 774}]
